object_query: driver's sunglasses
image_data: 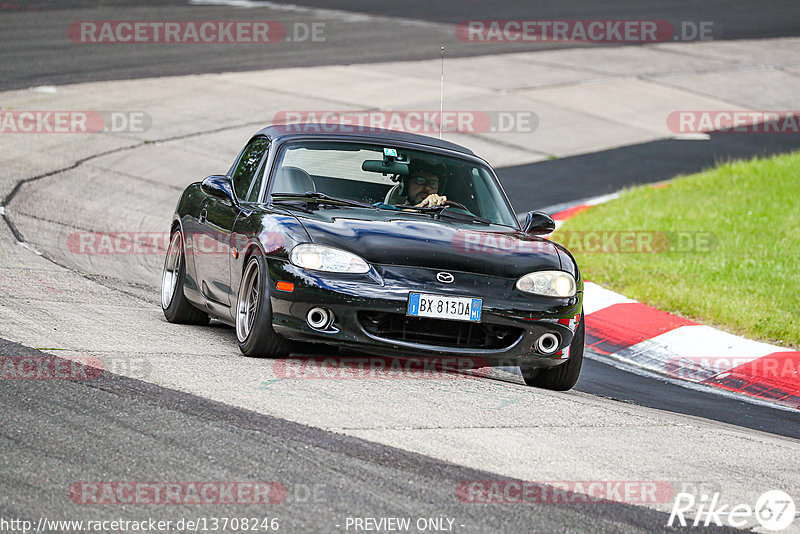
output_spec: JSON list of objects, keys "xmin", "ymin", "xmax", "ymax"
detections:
[{"xmin": 410, "ymin": 176, "xmax": 440, "ymax": 190}]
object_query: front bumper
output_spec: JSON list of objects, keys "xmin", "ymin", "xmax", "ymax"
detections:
[{"xmin": 267, "ymin": 259, "xmax": 583, "ymax": 369}]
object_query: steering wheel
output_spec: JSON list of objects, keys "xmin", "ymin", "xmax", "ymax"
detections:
[{"xmin": 444, "ymin": 199, "xmax": 471, "ymax": 211}]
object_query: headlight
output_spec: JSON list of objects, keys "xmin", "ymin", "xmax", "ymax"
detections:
[
  {"xmin": 516, "ymin": 271, "xmax": 576, "ymax": 297},
  {"xmin": 290, "ymin": 244, "xmax": 370, "ymax": 274}
]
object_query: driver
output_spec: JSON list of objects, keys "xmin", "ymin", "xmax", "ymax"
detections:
[{"xmin": 403, "ymin": 162, "xmax": 447, "ymax": 207}]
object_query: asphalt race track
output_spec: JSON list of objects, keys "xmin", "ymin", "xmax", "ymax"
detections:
[
  {"xmin": 2, "ymin": 0, "xmax": 800, "ymax": 90},
  {"xmin": 1, "ymin": 2, "xmax": 799, "ymax": 533},
  {"xmin": 501, "ymin": 131, "xmax": 800, "ymax": 214},
  {"xmin": 0, "ymin": 339, "xmax": 744, "ymax": 534}
]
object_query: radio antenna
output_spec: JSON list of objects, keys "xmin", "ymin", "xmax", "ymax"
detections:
[{"xmin": 439, "ymin": 45, "xmax": 445, "ymax": 139}]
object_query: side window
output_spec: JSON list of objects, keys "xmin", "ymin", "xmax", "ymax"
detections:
[
  {"xmin": 231, "ymin": 137, "xmax": 269, "ymax": 201},
  {"xmin": 245, "ymin": 154, "xmax": 269, "ymax": 203}
]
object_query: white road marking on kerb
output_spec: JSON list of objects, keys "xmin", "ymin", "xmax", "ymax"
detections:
[
  {"xmin": 583, "ymin": 281, "xmax": 637, "ymax": 315},
  {"xmin": 189, "ymin": 0, "xmax": 370, "ymax": 23},
  {"xmin": 671, "ymin": 133, "xmax": 711, "ymax": 141},
  {"xmin": 18, "ymin": 241, "xmax": 43, "ymax": 256},
  {"xmin": 528, "ymin": 192, "xmax": 622, "ymax": 219},
  {"xmin": 584, "ymin": 192, "xmax": 621, "ymax": 206},
  {"xmin": 586, "ymin": 349, "xmax": 800, "ymax": 413},
  {"xmin": 188, "ymin": 0, "xmax": 442, "ymax": 27}
]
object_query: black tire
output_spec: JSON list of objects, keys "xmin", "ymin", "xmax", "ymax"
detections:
[
  {"xmin": 521, "ymin": 312, "xmax": 585, "ymax": 391},
  {"xmin": 235, "ymin": 254, "xmax": 292, "ymax": 358},
  {"xmin": 161, "ymin": 230, "xmax": 210, "ymax": 325}
]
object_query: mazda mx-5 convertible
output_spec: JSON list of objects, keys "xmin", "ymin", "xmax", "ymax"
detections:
[{"xmin": 162, "ymin": 125, "xmax": 585, "ymax": 390}]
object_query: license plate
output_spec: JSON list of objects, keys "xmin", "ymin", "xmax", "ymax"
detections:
[{"xmin": 407, "ymin": 293, "xmax": 482, "ymax": 322}]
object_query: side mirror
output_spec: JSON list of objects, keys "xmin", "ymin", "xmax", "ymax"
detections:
[
  {"xmin": 522, "ymin": 211, "xmax": 556, "ymax": 235},
  {"xmin": 201, "ymin": 175, "xmax": 236, "ymax": 205}
]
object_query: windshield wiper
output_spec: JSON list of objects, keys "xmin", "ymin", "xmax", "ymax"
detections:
[{"xmin": 271, "ymin": 192, "xmax": 376, "ymax": 210}]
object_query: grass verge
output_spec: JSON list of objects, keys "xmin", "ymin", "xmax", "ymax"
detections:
[{"xmin": 553, "ymin": 151, "xmax": 800, "ymax": 348}]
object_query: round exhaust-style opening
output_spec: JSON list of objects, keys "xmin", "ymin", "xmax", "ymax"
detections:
[
  {"xmin": 536, "ymin": 332, "xmax": 560, "ymax": 355},
  {"xmin": 307, "ymin": 307, "xmax": 333, "ymax": 330}
]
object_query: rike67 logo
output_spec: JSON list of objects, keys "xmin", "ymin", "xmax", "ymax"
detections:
[{"xmin": 669, "ymin": 490, "xmax": 796, "ymax": 531}]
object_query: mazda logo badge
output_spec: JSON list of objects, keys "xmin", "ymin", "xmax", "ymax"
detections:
[{"xmin": 437, "ymin": 272, "xmax": 454, "ymax": 283}]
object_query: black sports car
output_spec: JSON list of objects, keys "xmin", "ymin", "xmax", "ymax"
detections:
[{"xmin": 162, "ymin": 125, "xmax": 585, "ymax": 390}]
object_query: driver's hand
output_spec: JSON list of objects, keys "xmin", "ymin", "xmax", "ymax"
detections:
[{"xmin": 416, "ymin": 193, "xmax": 447, "ymax": 207}]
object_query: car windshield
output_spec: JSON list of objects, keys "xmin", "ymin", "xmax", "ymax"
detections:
[{"xmin": 268, "ymin": 140, "xmax": 519, "ymax": 227}]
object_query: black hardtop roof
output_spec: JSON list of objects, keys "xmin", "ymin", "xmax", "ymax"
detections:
[{"xmin": 256, "ymin": 124, "xmax": 476, "ymax": 156}]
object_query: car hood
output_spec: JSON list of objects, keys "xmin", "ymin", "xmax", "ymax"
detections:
[{"xmin": 289, "ymin": 209, "xmax": 563, "ymax": 278}]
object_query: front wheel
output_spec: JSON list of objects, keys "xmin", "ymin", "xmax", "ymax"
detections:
[
  {"xmin": 521, "ymin": 312, "xmax": 584, "ymax": 391},
  {"xmin": 236, "ymin": 254, "xmax": 292, "ymax": 358}
]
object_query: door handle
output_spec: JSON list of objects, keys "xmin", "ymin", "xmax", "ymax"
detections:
[{"xmin": 199, "ymin": 208, "xmax": 207, "ymax": 224}]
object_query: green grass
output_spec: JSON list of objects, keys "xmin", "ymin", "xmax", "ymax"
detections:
[{"xmin": 555, "ymin": 152, "xmax": 800, "ymax": 348}]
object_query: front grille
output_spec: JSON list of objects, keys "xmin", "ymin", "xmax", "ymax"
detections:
[{"xmin": 358, "ymin": 312, "xmax": 521, "ymax": 349}]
